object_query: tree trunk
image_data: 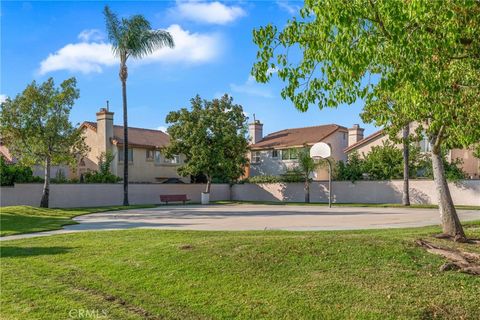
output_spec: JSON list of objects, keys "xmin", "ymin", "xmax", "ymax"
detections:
[
  {"xmin": 431, "ymin": 149, "xmax": 466, "ymax": 240},
  {"xmin": 206, "ymin": 176, "xmax": 211, "ymax": 194},
  {"xmin": 402, "ymin": 125, "xmax": 410, "ymax": 206},
  {"xmin": 40, "ymin": 157, "xmax": 51, "ymax": 208},
  {"xmin": 304, "ymin": 178, "xmax": 310, "ymax": 203},
  {"xmin": 120, "ymin": 62, "xmax": 129, "ymax": 206}
]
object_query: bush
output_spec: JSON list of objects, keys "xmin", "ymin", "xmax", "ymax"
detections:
[
  {"xmin": 83, "ymin": 151, "xmax": 121, "ymax": 183},
  {"xmin": 335, "ymin": 152, "xmax": 364, "ymax": 182},
  {"xmin": 0, "ymin": 158, "xmax": 42, "ymax": 186},
  {"xmin": 280, "ymin": 168, "xmax": 305, "ymax": 182},
  {"xmin": 245, "ymin": 175, "xmax": 282, "ymax": 183}
]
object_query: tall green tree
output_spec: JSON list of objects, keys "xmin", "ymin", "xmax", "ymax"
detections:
[
  {"xmin": 252, "ymin": 0, "xmax": 480, "ymax": 240},
  {"xmin": 297, "ymin": 147, "xmax": 317, "ymax": 203},
  {"xmin": 164, "ymin": 95, "xmax": 249, "ymax": 194},
  {"xmin": 0, "ymin": 78, "xmax": 88, "ymax": 207},
  {"xmin": 103, "ymin": 6, "xmax": 174, "ymax": 205}
]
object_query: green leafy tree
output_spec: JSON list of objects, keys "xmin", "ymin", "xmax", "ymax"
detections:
[
  {"xmin": 297, "ymin": 148, "xmax": 317, "ymax": 202},
  {"xmin": 103, "ymin": 6, "xmax": 174, "ymax": 205},
  {"xmin": 362, "ymin": 141, "xmax": 403, "ymax": 180},
  {"xmin": 164, "ymin": 94, "xmax": 249, "ymax": 194},
  {"xmin": 252, "ymin": 0, "xmax": 480, "ymax": 240},
  {"xmin": 335, "ymin": 152, "xmax": 364, "ymax": 182},
  {"xmin": 0, "ymin": 78, "xmax": 88, "ymax": 207},
  {"xmin": 0, "ymin": 157, "xmax": 42, "ymax": 186},
  {"xmin": 84, "ymin": 151, "xmax": 121, "ymax": 183}
]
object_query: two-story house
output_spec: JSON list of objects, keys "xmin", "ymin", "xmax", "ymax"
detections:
[
  {"xmin": 79, "ymin": 108, "xmax": 187, "ymax": 183},
  {"xmin": 247, "ymin": 120, "xmax": 364, "ymax": 180},
  {"xmin": 344, "ymin": 126, "xmax": 480, "ymax": 179}
]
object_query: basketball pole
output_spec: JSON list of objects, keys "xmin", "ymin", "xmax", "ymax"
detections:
[{"xmin": 327, "ymin": 158, "xmax": 332, "ymax": 208}]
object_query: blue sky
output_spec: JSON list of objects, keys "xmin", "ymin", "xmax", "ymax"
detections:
[{"xmin": 1, "ymin": 0, "xmax": 379, "ymax": 136}]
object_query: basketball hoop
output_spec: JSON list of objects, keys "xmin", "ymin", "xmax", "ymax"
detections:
[{"xmin": 310, "ymin": 142, "xmax": 333, "ymax": 208}]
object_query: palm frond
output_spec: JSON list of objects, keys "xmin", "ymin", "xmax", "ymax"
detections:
[
  {"xmin": 103, "ymin": 8, "xmax": 175, "ymax": 60},
  {"xmin": 103, "ymin": 6, "xmax": 123, "ymax": 57},
  {"xmin": 130, "ymin": 30, "xmax": 175, "ymax": 59}
]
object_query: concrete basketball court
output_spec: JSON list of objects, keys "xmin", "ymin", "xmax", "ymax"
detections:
[{"xmin": 2, "ymin": 204, "xmax": 479, "ymax": 241}]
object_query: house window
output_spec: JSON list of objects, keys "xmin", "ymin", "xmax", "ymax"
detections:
[
  {"xmin": 419, "ymin": 136, "xmax": 432, "ymax": 153},
  {"xmin": 282, "ymin": 149, "xmax": 298, "ymax": 160},
  {"xmin": 154, "ymin": 150, "xmax": 162, "ymax": 164},
  {"xmin": 118, "ymin": 147, "xmax": 133, "ymax": 162},
  {"xmin": 343, "ymin": 132, "xmax": 347, "ymax": 140},
  {"xmin": 164, "ymin": 155, "xmax": 180, "ymax": 164},
  {"xmin": 282, "ymin": 148, "xmax": 298, "ymax": 160},
  {"xmin": 146, "ymin": 149, "xmax": 154, "ymax": 160},
  {"xmin": 272, "ymin": 149, "xmax": 279, "ymax": 159},
  {"xmin": 251, "ymin": 151, "xmax": 260, "ymax": 163}
]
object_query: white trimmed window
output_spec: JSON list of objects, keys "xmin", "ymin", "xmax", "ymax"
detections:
[
  {"xmin": 154, "ymin": 150, "xmax": 162, "ymax": 164},
  {"xmin": 251, "ymin": 151, "xmax": 261, "ymax": 163},
  {"xmin": 118, "ymin": 147, "xmax": 133, "ymax": 162},
  {"xmin": 164, "ymin": 155, "xmax": 180, "ymax": 164},
  {"xmin": 146, "ymin": 149, "xmax": 154, "ymax": 160},
  {"xmin": 272, "ymin": 149, "xmax": 279, "ymax": 159}
]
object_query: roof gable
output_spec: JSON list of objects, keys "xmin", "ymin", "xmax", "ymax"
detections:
[
  {"xmin": 251, "ymin": 124, "xmax": 346, "ymax": 150},
  {"xmin": 81, "ymin": 121, "xmax": 170, "ymax": 149}
]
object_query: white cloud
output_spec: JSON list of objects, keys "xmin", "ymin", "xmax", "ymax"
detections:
[
  {"xmin": 230, "ymin": 75, "xmax": 274, "ymax": 98},
  {"xmin": 78, "ymin": 29, "xmax": 104, "ymax": 42},
  {"xmin": 141, "ymin": 24, "xmax": 222, "ymax": 64},
  {"xmin": 38, "ymin": 25, "xmax": 222, "ymax": 75},
  {"xmin": 276, "ymin": 0, "xmax": 301, "ymax": 15},
  {"xmin": 173, "ymin": 1, "xmax": 246, "ymax": 25},
  {"xmin": 0, "ymin": 94, "xmax": 7, "ymax": 103},
  {"xmin": 39, "ymin": 42, "xmax": 116, "ymax": 75}
]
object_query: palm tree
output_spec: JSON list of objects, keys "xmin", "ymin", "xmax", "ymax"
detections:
[
  {"xmin": 103, "ymin": 6, "xmax": 174, "ymax": 205},
  {"xmin": 298, "ymin": 147, "xmax": 317, "ymax": 203},
  {"xmin": 402, "ymin": 124, "xmax": 411, "ymax": 206}
]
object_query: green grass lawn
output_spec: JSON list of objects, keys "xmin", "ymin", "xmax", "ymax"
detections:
[
  {"xmin": 1, "ymin": 222, "xmax": 480, "ymax": 319},
  {"xmin": 214, "ymin": 200, "xmax": 480, "ymax": 210},
  {"xmin": 0, "ymin": 205, "xmax": 156, "ymax": 237}
]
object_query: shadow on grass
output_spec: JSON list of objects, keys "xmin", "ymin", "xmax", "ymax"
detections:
[{"xmin": 1, "ymin": 246, "xmax": 72, "ymax": 258}]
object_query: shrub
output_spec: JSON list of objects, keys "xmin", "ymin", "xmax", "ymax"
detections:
[
  {"xmin": 0, "ymin": 158, "xmax": 42, "ymax": 186},
  {"xmin": 335, "ymin": 152, "xmax": 364, "ymax": 182},
  {"xmin": 245, "ymin": 175, "xmax": 282, "ymax": 183},
  {"xmin": 83, "ymin": 151, "xmax": 121, "ymax": 183}
]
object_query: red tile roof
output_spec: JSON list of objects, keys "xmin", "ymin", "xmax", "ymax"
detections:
[
  {"xmin": 250, "ymin": 124, "xmax": 347, "ymax": 150},
  {"xmin": 82, "ymin": 121, "xmax": 170, "ymax": 149}
]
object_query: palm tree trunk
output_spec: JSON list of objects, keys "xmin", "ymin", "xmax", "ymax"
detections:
[
  {"xmin": 206, "ymin": 176, "xmax": 211, "ymax": 194},
  {"xmin": 121, "ymin": 62, "xmax": 129, "ymax": 206},
  {"xmin": 304, "ymin": 178, "xmax": 310, "ymax": 203},
  {"xmin": 402, "ymin": 125, "xmax": 410, "ymax": 206},
  {"xmin": 431, "ymin": 137, "xmax": 466, "ymax": 240},
  {"xmin": 40, "ymin": 156, "xmax": 51, "ymax": 208}
]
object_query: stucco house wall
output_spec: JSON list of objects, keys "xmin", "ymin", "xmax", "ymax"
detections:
[
  {"xmin": 249, "ymin": 124, "xmax": 349, "ymax": 181},
  {"xmin": 77, "ymin": 108, "xmax": 188, "ymax": 183},
  {"xmin": 345, "ymin": 126, "xmax": 480, "ymax": 179}
]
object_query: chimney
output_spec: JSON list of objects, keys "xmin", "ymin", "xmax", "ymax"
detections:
[
  {"xmin": 96, "ymin": 107, "xmax": 114, "ymax": 156},
  {"xmin": 249, "ymin": 119, "xmax": 263, "ymax": 144},
  {"xmin": 348, "ymin": 124, "xmax": 364, "ymax": 146}
]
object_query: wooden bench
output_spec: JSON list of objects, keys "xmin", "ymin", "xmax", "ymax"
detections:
[{"xmin": 160, "ymin": 194, "xmax": 190, "ymax": 205}]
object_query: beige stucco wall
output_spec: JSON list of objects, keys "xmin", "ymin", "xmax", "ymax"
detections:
[
  {"xmin": 346, "ymin": 127, "xmax": 479, "ymax": 178},
  {"xmin": 249, "ymin": 130, "xmax": 349, "ymax": 181},
  {"xmin": 2, "ymin": 180, "xmax": 478, "ymax": 207},
  {"xmin": 450, "ymin": 148, "xmax": 480, "ymax": 179},
  {"xmin": 78, "ymin": 128, "xmax": 187, "ymax": 183},
  {"xmin": 114, "ymin": 147, "xmax": 187, "ymax": 183},
  {"xmin": 232, "ymin": 180, "xmax": 480, "ymax": 206},
  {"xmin": 0, "ymin": 183, "xmax": 230, "ymax": 208}
]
